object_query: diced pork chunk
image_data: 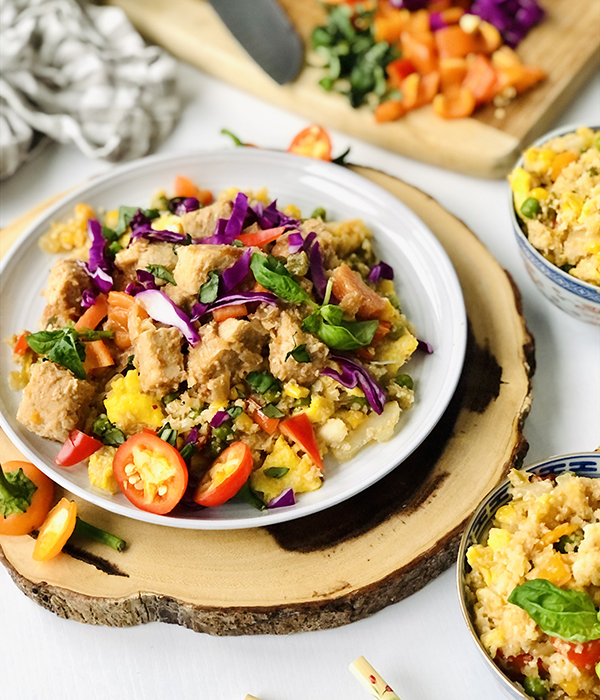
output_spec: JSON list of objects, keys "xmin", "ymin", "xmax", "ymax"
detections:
[
  {"xmin": 114, "ymin": 239, "xmax": 177, "ymax": 285},
  {"xmin": 180, "ymin": 200, "xmax": 232, "ymax": 240},
  {"xmin": 269, "ymin": 310, "xmax": 328, "ymax": 385},
  {"xmin": 187, "ymin": 319, "xmax": 268, "ymax": 402},
  {"xmin": 331, "ymin": 263, "xmax": 387, "ymax": 320},
  {"xmin": 133, "ymin": 326, "xmax": 185, "ymax": 395},
  {"xmin": 173, "ymin": 245, "xmax": 243, "ymax": 297},
  {"xmin": 41, "ymin": 259, "xmax": 92, "ymax": 327},
  {"xmin": 16, "ymin": 361, "xmax": 95, "ymax": 442}
]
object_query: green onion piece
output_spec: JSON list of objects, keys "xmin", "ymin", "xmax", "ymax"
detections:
[{"xmin": 264, "ymin": 467, "xmax": 289, "ymax": 479}]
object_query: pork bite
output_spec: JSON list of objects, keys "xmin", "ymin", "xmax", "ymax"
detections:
[
  {"xmin": 41, "ymin": 259, "xmax": 92, "ymax": 327},
  {"xmin": 133, "ymin": 326, "xmax": 185, "ymax": 395}
]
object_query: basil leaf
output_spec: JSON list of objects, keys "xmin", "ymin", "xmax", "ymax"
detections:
[
  {"xmin": 250, "ymin": 253, "xmax": 314, "ymax": 306},
  {"xmin": 264, "ymin": 467, "xmax": 289, "ymax": 479},
  {"xmin": 0, "ymin": 466, "xmax": 37, "ymax": 518},
  {"xmin": 234, "ymin": 480, "xmax": 266, "ymax": 511},
  {"xmin": 115, "ymin": 207, "xmax": 159, "ymax": 236},
  {"xmin": 26, "ymin": 330, "xmax": 64, "ymax": 354},
  {"xmin": 199, "ymin": 270, "xmax": 219, "ymax": 303},
  {"xmin": 285, "ymin": 344, "xmax": 311, "ymax": 363},
  {"xmin": 146, "ymin": 264, "xmax": 177, "ymax": 286},
  {"xmin": 102, "ymin": 226, "xmax": 120, "ymax": 243},
  {"xmin": 157, "ymin": 422, "xmax": 178, "ymax": 447},
  {"xmin": 47, "ymin": 327, "xmax": 86, "ymax": 379},
  {"xmin": 303, "ymin": 306, "xmax": 378, "ymax": 350},
  {"xmin": 246, "ymin": 371, "xmax": 280, "ymax": 395},
  {"xmin": 92, "ymin": 414, "xmax": 126, "ymax": 447},
  {"xmin": 226, "ymin": 406, "xmax": 243, "ymax": 420},
  {"xmin": 262, "ymin": 404, "xmax": 284, "ymax": 419},
  {"xmin": 508, "ymin": 579, "xmax": 600, "ymax": 643}
]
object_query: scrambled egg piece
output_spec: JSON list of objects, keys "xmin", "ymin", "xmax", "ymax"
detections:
[
  {"xmin": 104, "ymin": 369, "xmax": 164, "ymax": 434},
  {"xmin": 88, "ymin": 446, "xmax": 118, "ymax": 494}
]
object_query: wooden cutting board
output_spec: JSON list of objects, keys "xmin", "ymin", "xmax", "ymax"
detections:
[
  {"xmin": 0, "ymin": 166, "xmax": 534, "ymax": 634},
  {"xmin": 107, "ymin": 0, "xmax": 599, "ymax": 178}
]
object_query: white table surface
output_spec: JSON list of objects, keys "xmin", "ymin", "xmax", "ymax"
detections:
[{"xmin": 1, "ymin": 60, "xmax": 599, "ymax": 700}]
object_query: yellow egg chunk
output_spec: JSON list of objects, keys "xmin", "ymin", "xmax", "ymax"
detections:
[
  {"xmin": 151, "ymin": 213, "xmax": 183, "ymax": 233},
  {"xmin": 88, "ymin": 446, "xmax": 118, "ymax": 494},
  {"xmin": 104, "ymin": 369, "xmax": 165, "ymax": 434},
  {"xmin": 374, "ymin": 331, "xmax": 418, "ymax": 375}
]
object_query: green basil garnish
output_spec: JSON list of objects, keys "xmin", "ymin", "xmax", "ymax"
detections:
[
  {"xmin": 285, "ymin": 344, "xmax": 311, "ymax": 363},
  {"xmin": 262, "ymin": 404, "xmax": 284, "ymax": 419},
  {"xmin": 234, "ymin": 480, "xmax": 266, "ymax": 511},
  {"xmin": 115, "ymin": 206, "xmax": 159, "ymax": 236},
  {"xmin": 92, "ymin": 414, "xmax": 126, "ymax": 447},
  {"xmin": 199, "ymin": 270, "xmax": 220, "ymax": 303},
  {"xmin": 27, "ymin": 328, "xmax": 86, "ymax": 379},
  {"xmin": 303, "ymin": 304, "xmax": 378, "ymax": 350},
  {"xmin": 146, "ymin": 264, "xmax": 176, "ymax": 286},
  {"xmin": 0, "ymin": 466, "xmax": 37, "ymax": 518},
  {"xmin": 250, "ymin": 253, "xmax": 315, "ymax": 306},
  {"xmin": 264, "ymin": 467, "xmax": 289, "ymax": 479},
  {"xmin": 508, "ymin": 579, "xmax": 600, "ymax": 643},
  {"xmin": 246, "ymin": 371, "xmax": 281, "ymax": 395}
]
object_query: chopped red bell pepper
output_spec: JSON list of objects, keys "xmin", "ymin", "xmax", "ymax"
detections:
[
  {"xmin": 236, "ymin": 226, "xmax": 285, "ymax": 248},
  {"xmin": 54, "ymin": 429, "xmax": 103, "ymax": 467},
  {"xmin": 279, "ymin": 412, "xmax": 323, "ymax": 469}
]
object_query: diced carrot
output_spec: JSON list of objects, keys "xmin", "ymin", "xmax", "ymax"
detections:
[
  {"xmin": 212, "ymin": 304, "xmax": 248, "ymax": 323},
  {"xmin": 434, "ymin": 25, "xmax": 479, "ymax": 59},
  {"xmin": 374, "ymin": 99, "xmax": 406, "ymax": 123},
  {"xmin": 427, "ymin": 0, "xmax": 452, "ymax": 12},
  {"xmin": 440, "ymin": 57, "xmax": 468, "ymax": 90},
  {"xmin": 401, "ymin": 31, "xmax": 438, "ymax": 74},
  {"xmin": 401, "ymin": 73, "xmax": 421, "ymax": 110},
  {"xmin": 416, "ymin": 70, "xmax": 440, "ymax": 107},
  {"xmin": 374, "ymin": 7, "xmax": 410, "ymax": 44},
  {"xmin": 83, "ymin": 340, "xmax": 114, "ymax": 373},
  {"xmin": 477, "ymin": 21, "xmax": 502, "ymax": 54},
  {"xmin": 439, "ymin": 7, "xmax": 465, "ymax": 24},
  {"xmin": 13, "ymin": 333, "xmax": 30, "ymax": 355},
  {"xmin": 496, "ymin": 64, "xmax": 547, "ymax": 94},
  {"xmin": 491, "ymin": 46, "xmax": 522, "ymax": 70},
  {"xmin": 550, "ymin": 152, "xmax": 578, "ymax": 181},
  {"xmin": 386, "ymin": 58, "xmax": 417, "ymax": 88},
  {"xmin": 432, "ymin": 85, "xmax": 476, "ymax": 119},
  {"xmin": 462, "ymin": 54, "xmax": 498, "ymax": 104},
  {"xmin": 107, "ymin": 291, "xmax": 136, "ymax": 310},
  {"xmin": 407, "ymin": 9, "xmax": 432, "ymax": 37},
  {"xmin": 331, "ymin": 264, "xmax": 387, "ymax": 320},
  {"xmin": 75, "ymin": 294, "xmax": 109, "ymax": 331},
  {"xmin": 174, "ymin": 175, "xmax": 214, "ymax": 206}
]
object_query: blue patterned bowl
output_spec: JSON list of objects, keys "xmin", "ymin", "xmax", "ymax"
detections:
[
  {"xmin": 457, "ymin": 452, "xmax": 600, "ymax": 700},
  {"xmin": 509, "ymin": 124, "xmax": 600, "ymax": 325}
]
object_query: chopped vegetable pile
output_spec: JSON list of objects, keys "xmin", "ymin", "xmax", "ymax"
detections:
[
  {"xmin": 10, "ymin": 173, "xmax": 423, "ymax": 517},
  {"xmin": 311, "ymin": 0, "xmax": 546, "ymax": 122}
]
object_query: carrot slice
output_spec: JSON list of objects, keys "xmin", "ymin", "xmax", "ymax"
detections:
[
  {"xmin": 174, "ymin": 175, "xmax": 214, "ymax": 206},
  {"xmin": 435, "ymin": 25, "xmax": 479, "ymax": 59},
  {"xmin": 212, "ymin": 304, "xmax": 248, "ymax": 323},
  {"xmin": 374, "ymin": 7, "xmax": 410, "ymax": 44},
  {"xmin": 107, "ymin": 291, "xmax": 136, "ymax": 349},
  {"xmin": 462, "ymin": 54, "xmax": 498, "ymax": 104},
  {"xmin": 440, "ymin": 58, "xmax": 468, "ymax": 91},
  {"xmin": 374, "ymin": 99, "xmax": 406, "ymax": 123},
  {"xmin": 331, "ymin": 264, "xmax": 387, "ymax": 320},
  {"xmin": 416, "ymin": 70, "xmax": 440, "ymax": 107},
  {"xmin": 386, "ymin": 58, "xmax": 417, "ymax": 88},
  {"xmin": 75, "ymin": 293, "xmax": 109, "ymax": 331},
  {"xmin": 432, "ymin": 85, "xmax": 476, "ymax": 119},
  {"xmin": 401, "ymin": 73, "xmax": 421, "ymax": 111},
  {"xmin": 401, "ymin": 31, "xmax": 438, "ymax": 75},
  {"xmin": 440, "ymin": 7, "xmax": 465, "ymax": 24},
  {"xmin": 83, "ymin": 339, "xmax": 114, "ymax": 373}
]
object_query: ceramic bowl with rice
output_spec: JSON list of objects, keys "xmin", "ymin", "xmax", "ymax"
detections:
[
  {"xmin": 458, "ymin": 452, "xmax": 600, "ymax": 700},
  {"xmin": 508, "ymin": 125, "xmax": 600, "ymax": 325}
]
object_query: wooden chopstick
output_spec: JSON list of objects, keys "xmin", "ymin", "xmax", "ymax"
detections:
[{"xmin": 349, "ymin": 656, "xmax": 401, "ymax": 700}]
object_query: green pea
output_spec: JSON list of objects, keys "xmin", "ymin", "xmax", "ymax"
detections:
[
  {"xmin": 395, "ymin": 373, "xmax": 414, "ymax": 390},
  {"xmin": 521, "ymin": 197, "xmax": 541, "ymax": 218},
  {"xmin": 263, "ymin": 387, "xmax": 282, "ymax": 404},
  {"xmin": 523, "ymin": 675, "xmax": 548, "ymax": 699},
  {"xmin": 212, "ymin": 424, "xmax": 232, "ymax": 441},
  {"xmin": 311, "ymin": 207, "xmax": 327, "ymax": 220},
  {"xmin": 319, "ymin": 77, "xmax": 334, "ymax": 91}
]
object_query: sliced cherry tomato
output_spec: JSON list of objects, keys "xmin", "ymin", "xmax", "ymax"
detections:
[
  {"xmin": 552, "ymin": 637, "xmax": 600, "ymax": 671},
  {"xmin": 288, "ymin": 125, "xmax": 332, "ymax": 161},
  {"xmin": 13, "ymin": 332, "xmax": 31, "ymax": 356},
  {"xmin": 32, "ymin": 498, "xmax": 77, "ymax": 561},
  {"xmin": 54, "ymin": 430, "xmax": 103, "ymax": 467},
  {"xmin": 193, "ymin": 441, "xmax": 253, "ymax": 507},
  {"xmin": 248, "ymin": 398, "xmax": 280, "ymax": 435},
  {"xmin": 236, "ymin": 226, "xmax": 285, "ymax": 247},
  {"xmin": 0, "ymin": 460, "xmax": 55, "ymax": 536},
  {"xmin": 113, "ymin": 433, "xmax": 188, "ymax": 514},
  {"xmin": 279, "ymin": 413, "xmax": 323, "ymax": 470}
]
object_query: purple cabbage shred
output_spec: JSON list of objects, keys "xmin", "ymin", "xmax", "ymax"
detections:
[
  {"xmin": 221, "ymin": 249, "xmax": 251, "ymax": 293},
  {"xmin": 81, "ymin": 288, "xmax": 98, "ymax": 309},
  {"xmin": 168, "ymin": 197, "xmax": 200, "ymax": 216},
  {"xmin": 367, "ymin": 261, "xmax": 394, "ymax": 285},
  {"xmin": 321, "ymin": 353, "xmax": 387, "ymax": 415},
  {"xmin": 190, "ymin": 291, "xmax": 278, "ymax": 321},
  {"xmin": 210, "ymin": 411, "xmax": 230, "ymax": 428},
  {"xmin": 287, "ymin": 231, "xmax": 304, "ymax": 254},
  {"xmin": 124, "ymin": 269, "xmax": 158, "ymax": 296},
  {"xmin": 470, "ymin": 0, "xmax": 545, "ymax": 48},
  {"xmin": 307, "ymin": 240, "xmax": 329, "ymax": 302},
  {"xmin": 130, "ymin": 223, "xmax": 189, "ymax": 245},
  {"xmin": 134, "ymin": 289, "xmax": 200, "ymax": 346},
  {"xmin": 83, "ymin": 219, "xmax": 114, "ymax": 296},
  {"xmin": 268, "ymin": 488, "xmax": 296, "ymax": 508},
  {"xmin": 417, "ymin": 339, "xmax": 434, "ymax": 354}
]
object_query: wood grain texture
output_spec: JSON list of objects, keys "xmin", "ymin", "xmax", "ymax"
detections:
[
  {"xmin": 106, "ymin": 0, "xmax": 600, "ymax": 177},
  {"xmin": 0, "ymin": 167, "xmax": 534, "ymax": 634}
]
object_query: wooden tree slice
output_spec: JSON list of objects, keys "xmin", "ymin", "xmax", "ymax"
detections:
[{"xmin": 0, "ymin": 167, "xmax": 534, "ymax": 634}]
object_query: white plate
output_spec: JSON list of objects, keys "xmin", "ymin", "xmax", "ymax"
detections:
[{"xmin": 0, "ymin": 149, "xmax": 466, "ymax": 529}]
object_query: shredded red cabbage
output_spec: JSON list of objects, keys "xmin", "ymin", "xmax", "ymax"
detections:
[
  {"xmin": 251, "ymin": 200, "xmax": 300, "ymax": 230},
  {"xmin": 130, "ymin": 224, "xmax": 190, "ymax": 245},
  {"xmin": 429, "ymin": 11, "xmax": 447, "ymax": 31},
  {"xmin": 321, "ymin": 353, "xmax": 387, "ymax": 415},
  {"xmin": 190, "ymin": 290, "xmax": 278, "ymax": 321},
  {"xmin": 82, "ymin": 219, "xmax": 114, "ymax": 295},
  {"xmin": 81, "ymin": 288, "xmax": 98, "ymax": 309},
  {"xmin": 367, "ymin": 261, "xmax": 394, "ymax": 285},
  {"xmin": 389, "ymin": 0, "xmax": 428, "ymax": 9},
  {"xmin": 168, "ymin": 197, "xmax": 200, "ymax": 215},
  {"xmin": 287, "ymin": 231, "xmax": 304, "ymax": 254},
  {"xmin": 134, "ymin": 289, "xmax": 200, "ymax": 346},
  {"xmin": 185, "ymin": 427, "xmax": 199, "ymax": 444},
  {"xmin": 221, "ymin": 249, "xmax": 251, "ymax": 292},
  {"xmin": 268, "ymin": 488, "xmax": 296, "ymax": 508},
  {"xmin": 470, "ymin": 0, "xmax": 545, "ymax": 47},
  {"xmin": 124, "ymin": 269, "xmax": 158, "ymax": 296},
  {"xmin": 303, "ymin": 231, "xmax": 317, "ymax": 252},
  {"xmin": 307, "ymin": 240, "xmax": 329, "ymax": 301},
  {"xmin": 417, "ymin": 338, "xmax": 434, "ymax": 354},
  {"xmin": 210, "ymin": 411, "xmax": 230, "ymax": 428}
]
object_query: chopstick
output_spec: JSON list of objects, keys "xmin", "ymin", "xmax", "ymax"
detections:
[{"xmin": 349, "ymin": 656, "xmax": 401, "ymax": 700}]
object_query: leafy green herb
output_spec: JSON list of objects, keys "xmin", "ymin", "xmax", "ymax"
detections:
[
  {"xmin": 285, "ymin": 344, "xmax": 311, "ymax": 363},
  {"xmin": 231, "ymin": 239, "xmax": 244, "ymax": 248},
  {"xmin": 92, "ymin": 414, "xmax": 126, "ymax": 447},
  {"xmin": 226, "ymin": 405, "xmax": 243, "ymax": 421},
  {"xmin": 0, "ymin": 466, "xmax": 37, "ymax": 518},
  {"xmin": 246, "ymin": 371, "xmax": 281, "ymax": 395},
  {"xmin": 107, "ymin": 241, "xmax": 123, "ymax": 257},
  {"xmin": 508, "ymin": 579, "xmax": 600, "ymax": 643},
  {"xmin": 179, "ymin": 441, "xmax": 196, "ymax": 462},
  {"xmin": 115, "ymin": 206, "xmax": 159, "ymax": 236},
  {"xmin": 199, "ymin": 270, "xmax": 220, "ymax": 303},
  {"xmin": 102, "ymin": 226, "xmax": 120, "ymax": 243},
  {"xmin": 123, "ymin": 355, "xmax": 136, "ymax": 374},
  {"xmin": 250, "ymin": 253, "xmax": 315, "ymax": 306},
  {"xmin": 264, "ymin": 467, "xmax": 289, "ymax": 479},
  {"xmin": 555, "ymin": 530, "xmax": 584, "ymax": 553},
  {"xmin": 76, "ymin": 328, "xmax": 114, "ymax": 342},
  {"xmin": 234, "ymin": 480, "xmax": 266, "ymax": 511},
  {"xmin": 146, "ymin": 264, "xmax": 177, "ymax": 286},
  {"xmin": 212, "ymin": 424, "xmax": 233, "ymax": 441},
  {"xmin": 262, "ymin": 404, "xmax": 284, "ymax": 419},
  {"xmin": 27, "ymin": 328, "xmax": 87, "ymax": 379},
  {"xmin": 157, "ymin": 422, "xmax": 178, "ymax": 447},
  {"xmin": 522, "ymin": 676, "xmax": 549, "ymax": 699},
  {"xmin": 303, "ymin": 304, "xmax": 378, "ymax": 350},
  {"xmin": 395, "ymin": 373, "xmax": 414, "ymax": 390},
  {"xmin": 221, "ymin": 128, "xmax": 246, "ymax": 147}
]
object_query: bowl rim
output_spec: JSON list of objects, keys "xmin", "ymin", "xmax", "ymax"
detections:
[
  {"xmin": 456, "ymin": 450, "xmax": 600, "ymax": 699},
  {"xmin": 508, "ymin": 123, "xmax": 600, "ymax": 297}
]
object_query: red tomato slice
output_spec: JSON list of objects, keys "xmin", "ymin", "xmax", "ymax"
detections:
[
  {"xmin": 287, "ymin": 125, "xmax": 332, "ymax": 161},
  {"xmin": 236, "ymin": 226, "xmax": 285, "ymax": 247},
  {"xmin": 113, "ymin": 433, "xmax": 188, "ymax": 514},
  {"xmin": 279, "ymin": 413, "xmax": 323, "ymax": 470},
  {"xmin": 13, "ymin": 333, "xmax": 30, "ymax": 355},
  {"xmin": 193, "ymin": 442, "xmax": 253, "ymax": 507},
  {"xmin": 54, "ymin": 430, "xmax": 103, "ymax": 467},
  {"xmin": 552, "ymin": 637, "xmax": 600, "ymax": 671},
  {"xmin": 0, "ymin": 460, "xmax": 55, "ymax": 536}
]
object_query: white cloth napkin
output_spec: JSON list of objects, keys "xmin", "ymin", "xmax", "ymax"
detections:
[{"xmin": 0, "ymin": 0, "xmax": 180, "ymax": 179}]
